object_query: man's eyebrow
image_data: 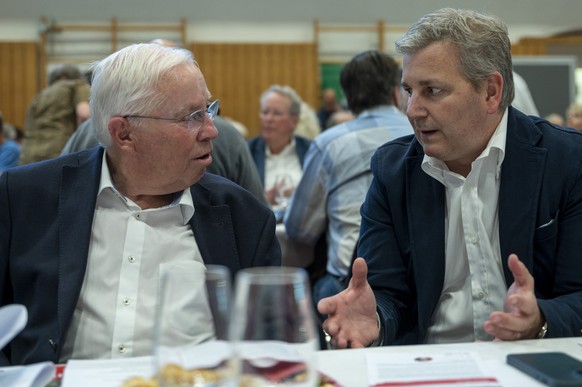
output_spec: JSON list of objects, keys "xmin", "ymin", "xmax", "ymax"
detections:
[
  {"xmin": 402, "ymin": 79, "xmax": 441, "ymax": 88},
  {"xmin": 419, "ymin": 79, "xmax": 438, "ymax": 86}
]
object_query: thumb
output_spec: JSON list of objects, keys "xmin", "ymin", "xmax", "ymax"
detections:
[
  {"xmin": 508, "ymin": 253, "xmax": 533, "ymax": 289},
  {"xmin": 349, "ymin": 257, "xmax": 369, "ymax": 289}
]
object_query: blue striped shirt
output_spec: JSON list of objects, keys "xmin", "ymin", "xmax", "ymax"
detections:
[{"xmin": 284, "ymin": 105, "xmax": 412, "ymax": 277}]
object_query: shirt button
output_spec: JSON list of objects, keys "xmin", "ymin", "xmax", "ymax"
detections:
[
  {"xmin": 477, "ymin": 292, "xmax": 485, "ymax": 300},
  {"xmin": 118, "ymin": 344, "xmax": 126, "ymax": 353},
  {"xmin": 134, "ymin": 214, "xmax": 141, "ymax": 220},
  {"xmin": 128, "ymin": 256, "xmax": 135, "ymax": 263},
  {"xmin": 471, "ymin": 236, "xmax": 478, "ymax": 245},
  {"xmin": 123, "ymin": 298, "xmax": 131, "ymax": 306}
]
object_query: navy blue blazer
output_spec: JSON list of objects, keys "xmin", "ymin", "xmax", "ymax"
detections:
[
  {"xmin": 0, "ymin": 147, "xmax": 281, "ymax": 365},
  {"xmin": 359, "ymin": 107, "xmax": 582, "ymax": 345},
  {"xmin": 247, "ymin": 135, "xmax": 312, "ymax": 186}
]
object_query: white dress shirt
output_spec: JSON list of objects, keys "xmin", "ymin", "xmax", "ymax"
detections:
[
  {"xmin": 421, "ymin": 110, "xmax": 509, "ymax": 343},
  {"xmin": 60, "ymin": 153, "xmax": 209, "ymax": 361}
]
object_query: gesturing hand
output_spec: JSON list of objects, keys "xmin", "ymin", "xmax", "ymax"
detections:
[
  {"xmin": 484, "ymin": 254, "xmax": 545, "ymax": 340},
  {"xmin": 317, "ymin": 258, "xmax": 379, "ymax": 348}
]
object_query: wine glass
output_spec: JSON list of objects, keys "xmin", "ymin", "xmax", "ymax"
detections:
[
  {"xmin": 272, "ymin": 174, "xmax": 295, "ymax": 222},
  {"xmin": 155, "ymin": 262, "xmax": 235, "ymax": 387},
  {"xmin": 230, "ymin": 267, "xmax": 319, "ymax": 386},
  {"xmin": 273, "ymin": 174, "xmax": 294, "ymax": 210}
]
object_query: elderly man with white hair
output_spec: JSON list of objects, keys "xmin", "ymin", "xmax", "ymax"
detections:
[{"xmin": 0, "ymin": 43, "xmax": 280, "ymax": 365}]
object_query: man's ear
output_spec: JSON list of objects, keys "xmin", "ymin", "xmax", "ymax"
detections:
[
  {"xmin": 108, "ymin": 117, "xmax": 133, "ymax": 147},
  {"xmin": 485, "ymin": 72, "xmax": 504, "ymax": 114}
]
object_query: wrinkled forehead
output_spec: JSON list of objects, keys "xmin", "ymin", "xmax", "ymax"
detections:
[{"xmin": 158, "ymin": 64, "xmax": 211, "ymax": 114}]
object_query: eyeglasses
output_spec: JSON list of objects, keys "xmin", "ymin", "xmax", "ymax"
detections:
[{"xmin": 123, "ymin": 99, "xmax": 220, "ymax": 132}]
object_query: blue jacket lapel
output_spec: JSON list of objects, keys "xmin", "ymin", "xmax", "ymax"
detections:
[
  {"xmin": 406, "ymin": 149, "xmax": 446, "ymax": 337},
  {"xmin": 189, "ymin": 181, "xmax": 240, "ymax": 276},
  {"xmin": 57, "ymin": 147, "xmax": 103, "ymax": 342},
  {"xmin": 498, "ymin": 108, "xmax": 546, "ymax": 281}
]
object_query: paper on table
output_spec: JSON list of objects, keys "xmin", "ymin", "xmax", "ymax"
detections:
[
  {"xmin": 366, "ymin": 351, "xmax": 501, "ymax": 387},
  {"xmin": 158, "ymin": 339, "xmax": 233, "ymax": 370},
  {"xmin": 0, "ymin": 304, "xmax": 56, "ymax": 387},
  {"xmin": 482, "ymin": 359, "xmax": 547, "ymax": 386},
  {"xmin": 0, "ymin": 361, "xmax": 55, "ymax": 387},
  {"xmin": 238, "ymin": 340, "xmax": 306, "ymax": 367},
  {"xmin": 61, "ymin": 356, "xmax": 153, "ymax": 387},
  {"xmin": 0, "ymin": 304, "xmax": 27, "ymax": 350}
]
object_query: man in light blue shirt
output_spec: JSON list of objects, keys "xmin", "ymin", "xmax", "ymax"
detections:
[{"xmin": 284, "ymin": 51, "xmax": 412, "ymax": 312}]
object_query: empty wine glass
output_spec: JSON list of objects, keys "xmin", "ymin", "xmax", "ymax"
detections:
[
  {"xmin": 230, "ymin": 267, "xmax": 319, "ymax": 386},
  {"xmin": 155, "ymin": 262, "xmax": 235, "ymax": 387}
]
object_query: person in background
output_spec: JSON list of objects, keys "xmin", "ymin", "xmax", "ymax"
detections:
[
  {"xmin": 295, "ymin": 100, "xmax": 322, "ymax": 140},
  {"xmin": 566, "ymin": 102, "xmax": 582, "ymax": 132},
  {"xmin": 0, "ymin": 43, "xmax": 280, "ymax": 365},
  {"xmin": 220, "ymin": 113, "xmax": 249, "ymax": 138},
  {"xmin": 248, "ymin": 85, "xmax": 311, "ymax": 207},
  {"xmin": 544, "ymin": 113, "xmax": 565, "ymax": 126},
  {"xmin": 0, "ymin": 113, "xmax": 21, "ymax": 173},
  {"xmin": 319, "ymin": 8, "xmax": 582, "ymax": 348},
  {"xmin": 511, "ymin": 71, "xmax": 539, "ymax": 116},
  {"xmin": 61, "ymin": 38, "xmax": 267, "ymax": 205},
  {"xmin": 317, "ymin": 88, "xmax": 343, "ymax": 131},
  {"xmin": 284, "ymin": 50, "xmax": 412, "ymax": 313},
  {"xmin": 325, "ymin": 110, "xmax": 355, "ymax": 129},
  {"xmin": 20, "ymin": 64, "xmax": 90, "ymax": 164}
]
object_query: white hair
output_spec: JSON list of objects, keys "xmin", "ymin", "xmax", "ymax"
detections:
[{"xmin": 90, "ymin": 43, "xmax": 197, "ymax": 147}]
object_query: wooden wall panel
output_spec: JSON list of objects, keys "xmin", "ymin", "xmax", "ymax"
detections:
[
  {"xmin": 190, "ymin": 43, "xmax": 318, "ymax": 138},
  {"xmin": 0, "ymin": 42, "xmax": 38, "ymax": 129},
  {"xmin": 512, "ymin": 38, "xmax": 548, "ymax": 56}
]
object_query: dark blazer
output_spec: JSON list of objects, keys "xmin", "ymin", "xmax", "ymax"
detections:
[
  {"xmin": 247, "ymin": 135, "xmax": 312, "ymax": 186},
  {"xmin": 0, "ymin": 147, "xmax": 281, "ymax": 365},
  {"xmin": 358, "ymin": 107, "xmax": 582, "ymax": 345}
]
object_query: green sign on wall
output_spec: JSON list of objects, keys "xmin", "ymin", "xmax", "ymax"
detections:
[{"xmin": 320, "ymin": 62, "xmax": 345, "ymax": 102}]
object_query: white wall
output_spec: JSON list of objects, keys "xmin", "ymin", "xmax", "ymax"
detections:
[
  {"xmin": 0, "ymin": 20, "xmax": 39, "ymax": 41},
  {"xmin": 0, "ymin": 19, "xmax": 573, "ymax": 49}
]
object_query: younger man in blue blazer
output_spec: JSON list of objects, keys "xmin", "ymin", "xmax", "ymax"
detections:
[{"xmin": 320, "ymin": 8, "xmax": 582, "ymax": 348}]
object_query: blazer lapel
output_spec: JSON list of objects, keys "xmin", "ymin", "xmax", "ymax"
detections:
[
  {"xmin": 57, "ymin": 149, "xmax": 102, "ymax": 341},
  {"xmin": 498, "ymin": 110, "xmax": 545, "ymax": 282},
  {"xmin": 189, "ymin": 184, "xmax": 241, "ymax": 276},
  {"xmin": 406, "ymin": 153, "xmax": 446, "ymax": 335}
]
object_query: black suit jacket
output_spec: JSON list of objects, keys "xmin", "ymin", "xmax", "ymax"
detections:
[{"xmin": 0, "ymin": 147, "xmax": 280, "ymax": 365}]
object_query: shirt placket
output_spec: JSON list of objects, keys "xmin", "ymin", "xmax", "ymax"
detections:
[{"xmin": 110, "ymin": 210, "xmax": 146, "ymax": 358}]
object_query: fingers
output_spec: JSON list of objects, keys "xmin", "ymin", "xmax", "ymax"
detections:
[
  {"xmin": 485, "ymin": 311, "xmax": 530, "ymax": 340},
  {"xmin": 486, "ymin": 296, "xmax": 543, "ymax": 341},
  {"xmin": 317, "ymin": 295, "xmax": 336, "ymax": 317},
  {"xmin": 484, "ymin": 322, "xmax": 523, "ymax": 341}
]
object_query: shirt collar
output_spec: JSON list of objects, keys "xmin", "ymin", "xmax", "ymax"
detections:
[{"xmin": 97, "ymin": 152, "xmax": 195, "ymax": 224}]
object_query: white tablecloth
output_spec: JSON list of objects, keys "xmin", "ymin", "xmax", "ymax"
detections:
[{"xmin": 317, "ymin": 337, "xmax": 582, "ymax": 386}]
